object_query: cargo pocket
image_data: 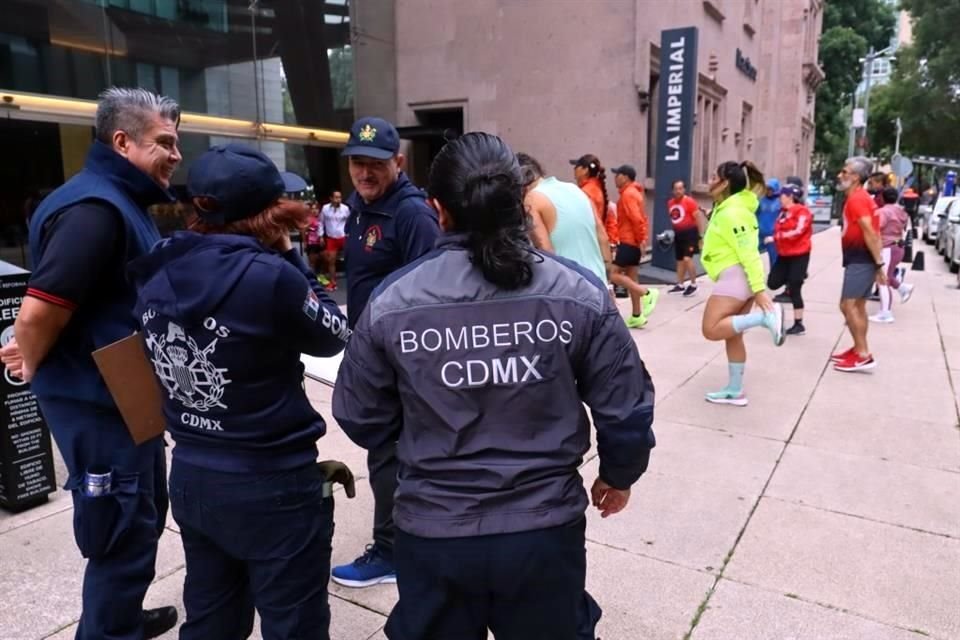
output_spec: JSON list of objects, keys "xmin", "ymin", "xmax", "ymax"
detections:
[{"xmin": 64, "ymin": 470, "xmax": 140, "ymax": 560}]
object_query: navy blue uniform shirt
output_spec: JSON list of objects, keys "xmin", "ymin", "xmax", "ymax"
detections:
[
  {"xmin": 344, "ymin": 172, "xmax": 440, "ymax": 327},
  {"xmin": 130, "ymin": 232, "xmax": 350, "ymax": 473}
]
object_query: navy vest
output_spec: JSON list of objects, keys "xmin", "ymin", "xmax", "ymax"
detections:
[{"xmin": 28, "ymin": 140, "xmax": 171, "ymax": 407}]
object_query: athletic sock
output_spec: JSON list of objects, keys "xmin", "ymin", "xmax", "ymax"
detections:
[
  {"xmin": 727, "ymin": 362, "xmax": 745, "ymax": 394},
  {"xmin": 732, "ymin": 312, "xmax": 766, "ymax": 334}
]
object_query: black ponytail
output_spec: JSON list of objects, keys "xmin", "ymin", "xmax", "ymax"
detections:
[
  {"xmin": 580, "ymin": 153, "xmax": 610, "ymax": 217},
  {"xmin": 428, "ymin": 132, "xmax": 534, "ymax": 290},
  {"xmin": 717, "ymin": 160, "xmax": 766, "ymax": 198}
]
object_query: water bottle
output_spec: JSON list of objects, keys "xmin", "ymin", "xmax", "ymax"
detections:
[{"xmin": 83, "ymin": 467, "xmax": 112, "ymax": 497}]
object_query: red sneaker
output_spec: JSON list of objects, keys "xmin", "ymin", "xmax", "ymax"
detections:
[
  {"xmin": 830, "ymin": 347, "xmax": 855, "ymax": 362},
  {"xmin": 834, "ymin": 352, "xmax": 877, "ymax": 372},
  {"xmin": 325, "ymin": 280, "xmax": 338, "ymax": 292}
]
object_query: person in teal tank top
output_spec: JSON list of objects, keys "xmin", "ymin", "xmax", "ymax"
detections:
[{"xmin": 516, "ymin": 154, "xmax": 608, "ymax": 283}]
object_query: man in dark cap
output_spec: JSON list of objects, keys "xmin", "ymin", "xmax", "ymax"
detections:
[{"xmin": 333, "ymin": 116, "xmax": 440, "ymax": 588}]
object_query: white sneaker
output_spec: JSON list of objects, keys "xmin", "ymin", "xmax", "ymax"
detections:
[
  {"xmin": 762, "ymin": 303, "xmax": 786, "ymax": 346},
  {"xmin": 869, "ymin": 311, "xmax": 895, "ymax": 323},
  {"xmin": 898, "ymin": 284, "xmax": 915, "ymax": 304}
]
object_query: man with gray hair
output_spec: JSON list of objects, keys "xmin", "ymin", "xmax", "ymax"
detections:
[
  {"xmin": 831, "ymin": 156, "xmax": 886, "ymax": 372},
  {"xmin": 0, "ymin": 87, "xmax": 181, "ymax": 638}
]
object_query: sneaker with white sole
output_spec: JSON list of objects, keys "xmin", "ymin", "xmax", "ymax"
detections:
[
  {"xmin": 705, "ymin": 389, "xmax": 749, "ymax": 406},
  {"xmin": 869, "ymin": 311, "xmax": 895, "ymax": 324},
  {"xmin": 834, "ymin": 352, "xmax": 877, "ymax": 372},
  {"xmin": 762, "ymin": 303, "xmax": 786, "ymax": 346},
  {"xmin": 331, "ymin": 544, "xmax": 397, "ymax": 588},
  {"xmin": 898, "ymin": 283, "xmax": 915, "ymax": 304},
  {"xmin": 667, "ymin": 284, "xmax": 685, "ymax": 294}
]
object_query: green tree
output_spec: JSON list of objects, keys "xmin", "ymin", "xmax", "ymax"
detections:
[{"xmin": 813, "ymin": 0, "xmax": 896, "ymax": 172}]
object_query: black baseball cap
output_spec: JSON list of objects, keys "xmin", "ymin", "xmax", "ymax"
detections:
[
  {"xmin": 188, "ymin": 144, "xmax": 306, "ymax": 225},
  {"xmin": 342, "ymin": 116, "xmax": 401, "ymax": 160},
  {"xmin": 569, "ymin": 154, "xmax": 601, "ymax": 170},
  {"xmin": 611, "ymin": 164, "xmax": 637, "ymax": 180}
]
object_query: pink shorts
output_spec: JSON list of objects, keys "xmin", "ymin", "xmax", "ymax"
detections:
[{"xmin": 712, "ymin": 265, "xmax": 753, "ymax": 301}]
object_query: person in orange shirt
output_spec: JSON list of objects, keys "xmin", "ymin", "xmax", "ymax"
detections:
[
  {"xmin": 607, "ymin": 164, "xmax": 659, "ymax": 328},
  {"xmin": 571, "ymin": 153, "xmax": 620, "ymax": 253}
]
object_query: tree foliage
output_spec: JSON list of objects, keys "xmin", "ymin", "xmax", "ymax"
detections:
[
  {"xmin": 813, "ymin": 0, "xmax": 896, "ymax": 170},
  {"xmin": 867, "ymin": 0, "xmax": 960, "ymax": 159}
]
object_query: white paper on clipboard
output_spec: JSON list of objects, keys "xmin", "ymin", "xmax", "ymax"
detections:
[{"xmin": 300, "ymin": 351, "xmax": 344, "ymax": 388}]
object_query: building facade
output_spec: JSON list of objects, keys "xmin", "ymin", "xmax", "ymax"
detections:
[
  {"xmin": 353, "ymin": 0, "xmax": 824, "ymax": 205},
  {"xmin": 0, "ymin": 0, "xmax": 355, "ymax": 266}
]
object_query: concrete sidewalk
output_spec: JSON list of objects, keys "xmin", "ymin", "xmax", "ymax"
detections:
[{"xmin": 1, "ymin": 227, "xmax": 958, "ymax": 640}]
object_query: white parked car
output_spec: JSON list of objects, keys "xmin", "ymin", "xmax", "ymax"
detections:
[
  {"xmin": 935, "ymin": 199, "xmax": 958, "ymax": 257},
  {"xmin": 943, "ymin": 205, "xmax": 960, "ymax": 274},
  {"xmin": 924, "ymin": 196, "xmax": 958, "ymax": 244}
]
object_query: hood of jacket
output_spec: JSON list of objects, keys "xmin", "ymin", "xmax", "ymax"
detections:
[{"xmin": 129, "ymin": 231, "xmax": 267, "ymax": 326}]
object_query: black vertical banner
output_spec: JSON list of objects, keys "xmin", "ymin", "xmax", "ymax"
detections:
[
  {"xmin": 652, "ymin": 27, "xmax": 699, "ymax": 270},
  {"xmin": 0, "ymin": 263, "xmax": 56, "ymax": 512}
]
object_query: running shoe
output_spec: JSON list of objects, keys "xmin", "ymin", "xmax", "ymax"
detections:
[
  {"xmin": 626, "ymin": 314, "xmax": 647, "ymax": 329},
  {"xmin": 898, "ymin": 283, "xmax": 915, "ymax": 304},
  {"xmin": 331, "ymin": 544, "xmax": 397, "ymax": 588},
  {"xmin": 325, "ymin": 280, "xmax": 338, "ymax": 292},
  {"xmin": 834, "ymin": 352, "xmax": 877, "ymax": 372},
  {"xmin": 773, "ymin": 291, "xmax": 792, "ymax": 304},
  {"xmin": 683, "ymin": 284, "xmax": 698, "ymax": 297},
  {"xmin": 762, "ymin": 303, "xmax": 786, "ymax": 346},
  {"xmin": 668, "ymin": 284, "xmax": 685, "ymax": 294},
  {"xmin": 641, "ymin": 288, "xmax": 660, "ymax": 318},
  {"xmin": 830, "ymin": 346, "xmax": 855, "ymax": 362},
  {"xmin": 869, "ymin": 311, "xmax": 894, "ymax": 324},
  {"xmin": 705, "ymin": 389, "xmax": 749, "ymax": 406},
  {"xmin": 317, "ymin": 274, "xmax": 331, "ymax": 286},
  {"xmin": 785, "ymin": 322, "xmax": 806, "ymax": 336}
]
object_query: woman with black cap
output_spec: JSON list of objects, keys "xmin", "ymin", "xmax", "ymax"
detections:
[
  {"xmin": 334, "ymin": 132, "xmax": 656, "ymax": 639},
  {"xmin": 129, "ymin": 144, "xmax": 352, "ymax": 640}
]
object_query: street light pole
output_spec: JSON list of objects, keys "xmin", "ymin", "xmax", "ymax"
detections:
[{"xmin": 861, "ymin": 47, "xmax": 874, "ymax": 154}]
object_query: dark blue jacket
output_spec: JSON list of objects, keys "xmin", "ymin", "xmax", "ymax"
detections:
[
  {"xmin": 28, "ymin": 141, "xmax": 170, "ymax": 407},
  {"xmin": 757, "ymin": 178, "xmax": 781, "ymax": 251},
  {"xmin": 129, "ymin": 232, "xmax": 350, "ymax": 473},
  {"xmin": 344, "ymin": 172, "xmax": 439, "ymax": 328},
  {"xmin": 333, "ymin": 234, "xmax": 656, "ymax": 539}
]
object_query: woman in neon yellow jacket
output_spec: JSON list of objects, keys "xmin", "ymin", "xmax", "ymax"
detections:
[{"xmin": 700, "ymin": 161, "xmax": 786, "ymax": 406}]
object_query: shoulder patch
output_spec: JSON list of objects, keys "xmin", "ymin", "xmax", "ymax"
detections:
[{"xmin": 303, "ymin": 289, "xmax": 320, "ymax": 321}]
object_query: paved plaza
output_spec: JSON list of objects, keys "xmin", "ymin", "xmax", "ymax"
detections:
[{"xmin": 1, "ymin": 226, "xmax": 958, "ymax": 640}]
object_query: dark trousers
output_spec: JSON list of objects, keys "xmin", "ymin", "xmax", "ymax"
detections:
[
  {"xmin": 39, "ymin": 398, "xmax": 168, "ymax": 640},
  {"xmin": 369, "ymin": 441, "xmax": 399, "ymax": 558},
  {"xmin": 767, "ymin": 253, "xmax": 810, "ymax": 310},
  {"xmin": 385, "ymin": 518, "xmax": 601, "ymax": 640},
  {"xmin": 169, "ymin": 460, "xmax": 334, "ymax": 640}
]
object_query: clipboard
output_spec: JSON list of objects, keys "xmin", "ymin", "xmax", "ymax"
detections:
[{"xmin": 92, "ymin": 333, "xmax": 166, "ymax": 444}]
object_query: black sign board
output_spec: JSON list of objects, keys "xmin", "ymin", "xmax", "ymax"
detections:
[
  {"xmin": 652, "ymin": 27, "xmax": 699, "ymax": 270},
  {"xmin": 0, "ymin": 261, "xmax": 56, "ymax": 512},
  {"xmin": 736, "ymin": 48, "xmax": 758, "ymax": 81}
]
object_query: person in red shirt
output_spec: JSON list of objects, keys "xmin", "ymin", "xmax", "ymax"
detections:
[
  {"xmin": 609, "ymin": 165, "xmax": 659, "ymax": 328},
  {"xmin": 765, "ymin": 184, "xmax": 812, "ymax": 336},
  {"xmin": 666, "ymin": 179, "xmax": 705, "ymax": 295},
  {"xmin": 832, "ymin": 157, "xmax": 886, "ymax": 372}
]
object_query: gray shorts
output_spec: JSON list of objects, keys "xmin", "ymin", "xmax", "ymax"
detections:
[{"xmin": 841, "ymin": 263, "xmax": 876, "ymax": 300}]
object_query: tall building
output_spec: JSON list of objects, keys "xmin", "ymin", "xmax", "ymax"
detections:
[
  {"xmin": 0, "ymin": 0, "xmax": 355, "ymax": 266},
  {"xmin": 353, "ymin": 0, "xmax": 825, "ymax": 204}
]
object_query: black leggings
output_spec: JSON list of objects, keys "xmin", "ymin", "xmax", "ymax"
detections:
[{"xmin": 767, "ymin": 253, "xmax": 809, "ymax": 309}]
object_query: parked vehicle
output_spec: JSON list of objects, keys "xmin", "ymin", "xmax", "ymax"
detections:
[
  {"xmin": 924, "ymin": 196, "xmax": 957, "ymax": 244},
  {"xmin": 935, "ymin": 199, "xmax": 958, "ymax": 257},
  {"xmin": 944, "ymin": 204, "xmax": 960, "ymax": 274},
  {"xmin": 807, "ymin": 193, "xmax": 834, "ymax": 224}
]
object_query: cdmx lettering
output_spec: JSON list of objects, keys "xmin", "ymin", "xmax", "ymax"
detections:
[{"xmin": 398, "ymin": 320, "xmax": 574, "ymax": 389}]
